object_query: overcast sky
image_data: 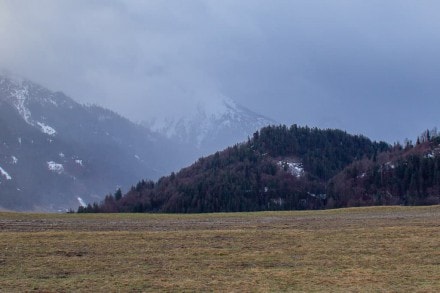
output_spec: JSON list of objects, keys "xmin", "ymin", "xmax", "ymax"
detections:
[{"xmin": 1, "ymin": 0, "xmax": 439, "ymax": 143}]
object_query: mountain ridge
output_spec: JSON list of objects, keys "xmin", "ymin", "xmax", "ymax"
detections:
[
  {"xmin": 0, "ymin": 73, "xmax": 276, "ymax": 211},
  {"xmin": 142, "ymin": 95, "xmax": 275, "ymax": 156},
  {"xmin": 0, "ymin": 73, "xmax": 178, "ymax": 211}
]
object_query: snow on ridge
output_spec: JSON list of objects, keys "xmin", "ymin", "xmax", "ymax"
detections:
[
  {"xmin": 11, "ymin": 87, "xmax": 32, "ymax": 124},
  {"xmin": 44, "ymin": 95, "xmax": 58, "ymax": 107},
  {"xmin": 0, "ymin": 166, "xmax": 12, "ymax": 180},
  {"xmin": 197, "ymin": 95, "xmax": 228, "ymax": 120},
  {"xmin": 11, "ymin": 156, "xmax": 18, "ymax": 164},
  {"xmin": 47, "ymin": 161, "xmax": 64, "ymax": 174},
  {"xmin": 37, "ymin": 122, "xmax": 57, "ymax": 136},
  {"xmin": 75, "ymin": 159, "xmax": 83, "ymax": 166},
  {"xmin": 202, "ymin": 95, "xmax": 246, "ymax": 121},
  {"xmin": 144, "ymin": 94, "xmax": 274, "ymax": 148},
  {"xmin": 149, "ymin": 97, "xmax": 242, "ymax": 138},
  {"xmin": 222, "ymin": 96, "xmax": 240, "ymax": 112}
]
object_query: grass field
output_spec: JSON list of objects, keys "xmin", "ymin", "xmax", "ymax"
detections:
[{"xmin": 1, "ymin": 206, "xmax": 439, "ymax": 292}]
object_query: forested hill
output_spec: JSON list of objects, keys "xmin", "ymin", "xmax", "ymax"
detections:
[
  {"xmin": 328, "ymin": 131, "xmax": 440, "ymax": 207},
  {"xmin": 79, "ymin": 125, "xmax": 392, "ymax": 213}
]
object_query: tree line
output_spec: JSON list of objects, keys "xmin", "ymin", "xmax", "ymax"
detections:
[{"xmin": 78, "ymin": 125, "xmax": 439, "ymax": 213}]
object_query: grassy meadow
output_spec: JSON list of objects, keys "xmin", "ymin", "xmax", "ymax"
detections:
[{"xmin": 0, "ymin": 206, "xmax": 439, "ymax": 292}]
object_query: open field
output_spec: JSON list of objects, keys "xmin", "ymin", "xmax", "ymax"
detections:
[{"xmin": 1, "ymin": 206, "xmax": 439, "ymax": 292}]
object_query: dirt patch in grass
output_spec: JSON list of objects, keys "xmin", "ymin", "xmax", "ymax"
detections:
[{"xmin": 1, "ymin": 206, "xmax": 439, "ymax": 291}]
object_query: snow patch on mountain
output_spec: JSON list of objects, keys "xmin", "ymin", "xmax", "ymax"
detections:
[
  {"xmin": 385, "ymin": 161, "xmax": 395, "ymax": 169},
  {"xmin": 77, "ymin": 197, "xmax": 87, "ymax": 207},
  {"xmin": 37, "ymin": 122, "xmax": 57, "ymax": 136},
  {"xmin": 47, "ymin": 161, "xmax": 64, "ymax": 174},
  {"xmin": 1, "ymin": 72, "xmax": 175, "ymax": 212},
  {"xmin": 11, "ymin": 87, "xmax": 32, "ymax": 124},
  {"xmin": 1, "ymin": 74, "xmax": 63, "ymax": 138},
  {"xmin": 44, "ymin": 95, "xmax": 58, "ymax": 107},
  {"xmin": 278, "ymin": 160, "xmax": 304, "ymax": 178},
  {"xmin": 0, "ymin": 166, "xmax": 12, "ymax": 180},
  {"xmin": 425, "ymin": 153, "xmax": 435, "ymax": 159}
]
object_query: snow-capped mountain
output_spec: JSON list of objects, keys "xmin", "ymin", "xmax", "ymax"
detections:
[
  {"xmin": 0, "ymin": 73, "xmax": 275, "ymax": 211},
  {"xmin": 0, "ymin": 73, "xmax": 185, "ymax": 211},
  {"xmin": 143, "ymin": 96, "xmax": 275, "ymax": 156}
]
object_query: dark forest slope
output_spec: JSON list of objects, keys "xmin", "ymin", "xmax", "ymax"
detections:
[
  {"xmin": 81, "ymin": 125, "xmax": 394, "ymax": 213},
  {"xmin": 328, "ymin": 132, "xmax": 440, "ymax": 207}
]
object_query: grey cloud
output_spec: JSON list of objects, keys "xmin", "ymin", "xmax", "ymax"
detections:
[{"xmin": 1, "ymin": 0, "xmax": 439, "ymax": 143}]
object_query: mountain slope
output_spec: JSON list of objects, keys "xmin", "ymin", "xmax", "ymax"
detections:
[
  {"xmin": 84, "ymin": 125, "xmax": 391, "ymax": 213},
  {"xmin": 143, "ymin": 96, "xmax": 275, "ymax": 156},
  {"xmin": 0, "ymin": 74, "xmax": 184, "ymax": 211},
  {"xmin": 328, "ymin": 135, "xmax": 440, "ymax": 207}
]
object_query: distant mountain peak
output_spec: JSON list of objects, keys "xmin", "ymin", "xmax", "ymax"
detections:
[{"xmin": 143, "ymin": 95, "xmax": 275, "ymax": 153}]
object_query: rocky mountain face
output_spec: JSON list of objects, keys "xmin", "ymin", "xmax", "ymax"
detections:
[
  {"xmin": 0, "ymin": 74, "xmax": 187, "ymax": 211},
  {"xmin": 143, "ymin": 96, "xmax": 275, "ymax": 157}
]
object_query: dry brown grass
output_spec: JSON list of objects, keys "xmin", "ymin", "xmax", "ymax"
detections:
[{"xmin": 1, "ymin": 206, "xmax": 439, "ymax": 292}]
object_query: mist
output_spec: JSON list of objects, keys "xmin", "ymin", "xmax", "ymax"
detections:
[{"xmin": 1, "ymin": 0, "xmax": 440, "ymax": 143}]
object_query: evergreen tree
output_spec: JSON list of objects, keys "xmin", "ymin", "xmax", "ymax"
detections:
[{"xmin": 114, "ymin": 188, "xmax": 122, "ymax": 201}]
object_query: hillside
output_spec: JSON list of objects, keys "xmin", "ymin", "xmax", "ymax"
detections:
[
  {"xmin": 0, "ymin": 74, "xmax": 188, "ymax": 211},
  {"xmin": 328, "ymin": 131, "xmax": 440, "ymax": 207},
  {"xmin": 81, "ymin": 125, "xmax": 392, "ymax": 213}
]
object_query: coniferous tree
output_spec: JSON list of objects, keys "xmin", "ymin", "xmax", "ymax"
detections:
[{"xmin": 114, "ymin": 188, "xmax": 122, "ymax": 201}]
